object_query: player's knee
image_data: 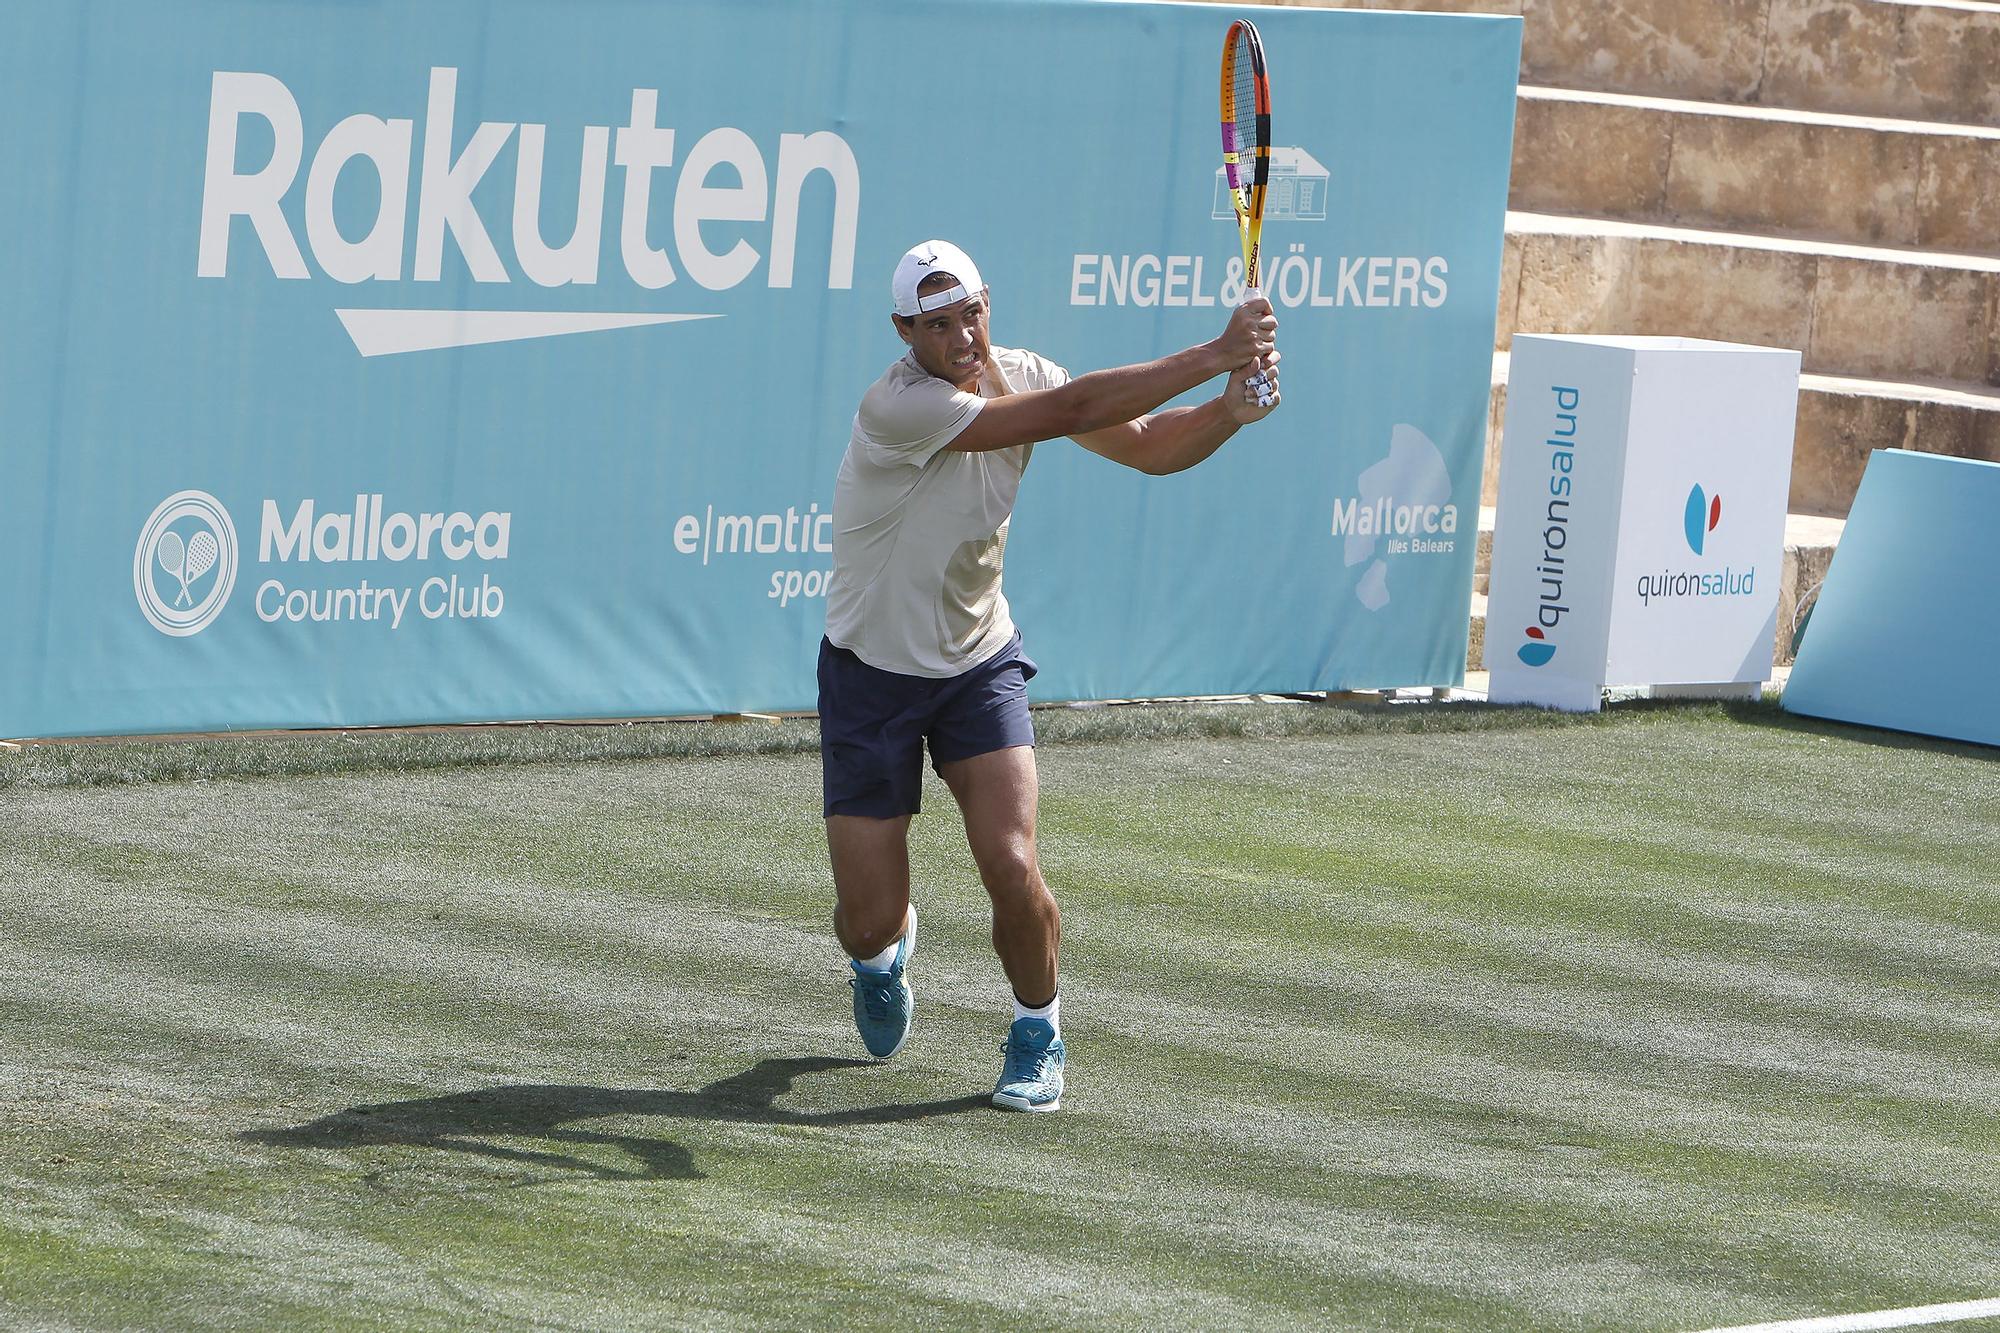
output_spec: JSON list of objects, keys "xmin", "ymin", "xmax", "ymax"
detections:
[
  {"xmin": 979, "ymin": 844, "xmax": 1044, "ymax": 904},
  {"xmin": 837, "ymin": 900, "xmax": 909, "ymax": 958}
]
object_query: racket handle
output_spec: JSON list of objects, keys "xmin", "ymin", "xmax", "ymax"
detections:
[
  {"xmin": 1244, "ymin": 286, "xmax": 1270, "ymax": 403},
  {"xmin": 1244, "ymin": 368, "xmax": 1274, "ymax": 409},
  {"xmin": 1238, "ymin": 286, "xmax": 1272, "ymax": 405}
]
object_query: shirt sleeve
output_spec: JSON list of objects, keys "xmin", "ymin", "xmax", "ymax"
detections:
[
  {"xmin": 854, "ymin": 374, "xmax": 986, "ymax": 467},
  {"xmin": 1023, "ymin": 351, "xmax": 1072, "ymax": 391}
]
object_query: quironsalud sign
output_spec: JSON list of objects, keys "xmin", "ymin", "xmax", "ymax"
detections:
[{"xmin": 1485, "ymin": 336, "xmax": 1801, "ymax": 712}]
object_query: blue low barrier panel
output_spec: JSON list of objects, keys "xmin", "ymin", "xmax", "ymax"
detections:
[{"xmin": 1783, "ymin": 450, "xmax": 2000, "ymax": 748}]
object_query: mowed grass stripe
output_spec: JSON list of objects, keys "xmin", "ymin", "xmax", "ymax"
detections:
[
  {"xmin": 1037, "ymin": 723, "xmax": 1998, "ymax": 1319},
  {"xmin": 1044, "ymin": 1002, "xmax": 1998, "ymax": 1325},
  {"xmin": 1, "ymin": 704, "xmax": 1996, "ymax": 1330},
  {"xmin": 1070, "ymin": 861, "xmax": 2000, "ymax": 1059},
  {"xmin": 6, "ymin": 769, "xmax": 1369, "ymax": 1326},
  {"xmin": 2, "ymin": 697, "xmax": 1611, "ymax": 791},
  {"xmin": 1071, "ymin": 971, "xmax": 1999, "ymax": 1243}
]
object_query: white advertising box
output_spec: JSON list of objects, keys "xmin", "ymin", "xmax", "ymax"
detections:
[{"xmin": 1485, "ymin": 336, "xmax": 1800, "ymax": 712}]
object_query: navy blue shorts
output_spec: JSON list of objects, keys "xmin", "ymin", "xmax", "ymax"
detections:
[{"xmin": 818, "ymin": 634, "xmax": 1038, "ymax": 818}]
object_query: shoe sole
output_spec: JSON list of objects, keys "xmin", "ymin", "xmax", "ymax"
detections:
[{"xmin": 991, "ymin": 1091, "xmax": 1060, "ymax": 1113}]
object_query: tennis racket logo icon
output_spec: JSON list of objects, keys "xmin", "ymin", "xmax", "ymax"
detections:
[
  {"xmin": 155, "ymin": 529, "xmax": 220, "ymax": 607},
  {"xmin": 134, "ymin": 491, "xmax": 239, "ymax": 636}
]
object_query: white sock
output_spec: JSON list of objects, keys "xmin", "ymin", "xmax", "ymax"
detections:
[{"xmin": 1012, "ymin": 991, "xmax": 1059, "ymax": 1037}]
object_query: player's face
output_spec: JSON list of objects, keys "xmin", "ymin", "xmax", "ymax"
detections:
[{"xmin": 896, "ymin": 287, "xmax": 992, "ymax": 391}]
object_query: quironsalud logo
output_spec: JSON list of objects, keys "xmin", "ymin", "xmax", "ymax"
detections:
[
  {"xmin": 1684, "ymin": 484, "xmax": 1722, "ymax": 555},
  {"xmin": 1517, "ymin": 625, "xmax": 1555, "ymax": 668},
  {"xmin": 134, "ymin": 491, "xmax": 238, "ymax": 636}
]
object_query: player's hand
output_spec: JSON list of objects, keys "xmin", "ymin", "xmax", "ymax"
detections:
[
  {"xmin": 1214, "ymin": 296, "xmax": 1277, "ymax": 369},
  {"xmin": 1226, "ymin": 348, "xmax": 1281, "ymax": 423}
]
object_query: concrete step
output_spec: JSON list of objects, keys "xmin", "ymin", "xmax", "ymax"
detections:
[
  {"xmin": 1789, "ymin": 371, "xmax": 2000, "ymax": 512},
  {"xmin": 1512, "ymin": 87, "xmax": 2000, "ymax": 256},
  {"xmin": 1500, "ymin": 211, "xmax": 2000, "ymax": 387},
  {"xmin": 1465, "ymin": 511, "xmax": 1845, "ymax": 673},
  {"xmin": 1282, "ymin": 0, "xmax": 2000, "ymax": 128},
  {"xmin": 1752, "ymin": 0, "xmax": 2000, "ymax": 127},
  {"xmin": 1468, "ymin": 591, "xmax": 1488, "ymax": 675},
  {"xmin": 1774, "ymin": 512, "xmax": 1846, "ymax": 665},
  {"xmin": 1474, "ymin": 505, "xmax": 1496, "ymax": 596},
  {"xmin": 1482, "ymin": 351, "xmax": 2000, "ymax": 515}
]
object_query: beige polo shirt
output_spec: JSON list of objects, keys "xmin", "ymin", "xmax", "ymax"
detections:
[{"xmin": 825, "ymin": 345, "xmax": 1070, "ymax": 678}]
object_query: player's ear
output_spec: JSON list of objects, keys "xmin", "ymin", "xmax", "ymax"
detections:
[{"xmin": 890, "ymin": 313, "xmax": 914, "ymax": 346}]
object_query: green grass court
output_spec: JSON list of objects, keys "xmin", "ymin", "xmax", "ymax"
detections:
[{"xmin": 3, "ymin": 701, "xmax": 1996, "ymax": 1330}]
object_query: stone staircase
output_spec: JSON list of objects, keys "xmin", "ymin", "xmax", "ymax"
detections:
[{"xmin": 1279, "ymin": 0, "xmax": 2000, "ymax": 672}]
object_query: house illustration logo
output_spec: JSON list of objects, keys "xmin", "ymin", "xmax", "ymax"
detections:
[{"xmin": 1212, "ymin": 147, "xmax": 1330, "ymax": 222}]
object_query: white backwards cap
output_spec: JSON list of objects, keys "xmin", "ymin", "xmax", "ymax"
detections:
[{"xmin": 892, "ymin": 240, "xmax": 986, "ymax": 317}]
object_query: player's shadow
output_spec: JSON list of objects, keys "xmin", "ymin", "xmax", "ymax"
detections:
[{"xmin": 242, "ymin": 1057, "xmax": 987, "ymax": 1183}]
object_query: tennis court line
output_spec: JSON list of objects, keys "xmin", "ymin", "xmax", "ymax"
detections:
[{"xmin": 1690, "ymin": 1296, "xmax": 2000, "ymax": 1333}]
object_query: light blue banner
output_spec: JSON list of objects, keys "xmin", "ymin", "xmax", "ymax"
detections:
[
  {"xmin": 0, "ymin": 0, "xmax": 1519, "ymax": 737},
  {"xmin": 1783, "ymin": 450, "xmax": 2000, "ymax": 747}
]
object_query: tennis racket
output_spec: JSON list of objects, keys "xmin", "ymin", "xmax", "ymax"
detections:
[
  {"xmin": 156, "ymin": 530, "xmax": 190, "ymax": 606},
  {"xmin": 1221, "ymin": 18, "xmax": 1273, "ymax": 406}
]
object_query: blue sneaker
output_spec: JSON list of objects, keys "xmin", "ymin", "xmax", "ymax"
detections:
[
  {"xmin": 849, "ymin": 909, "xmax": 915, "ymax": 1059},
  {"xmin": 992, "ymin": 1016, "xmax": 1064, "ymax": 1112}
]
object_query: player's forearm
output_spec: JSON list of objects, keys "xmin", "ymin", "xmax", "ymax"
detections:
[
  {"xmin": 1054, "ymin": 342, "xmax": 1234, "ymax": 436},
  {"xmin": 1124, "ymin": 397, "xmax": 1242, "ymax": 475}
]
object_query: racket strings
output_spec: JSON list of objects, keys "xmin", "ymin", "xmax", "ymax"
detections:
[
  {"xmin": 1225, "ymin": 31, "xmax": 1267, "ymax": 219},
  {"xmin": 1230, "ymin": 47, "xmax": 1262, "ymax": 158}
]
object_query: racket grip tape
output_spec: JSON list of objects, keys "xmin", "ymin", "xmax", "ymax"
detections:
[{"xmin": 1240, "ymin": 286, "xmax": 1273, "ymax": 405}]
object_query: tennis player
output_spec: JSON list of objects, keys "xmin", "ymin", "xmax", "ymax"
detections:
[{"xmin": 821, "ymin": 239, "xmax": 1280, "ymax": 1112}]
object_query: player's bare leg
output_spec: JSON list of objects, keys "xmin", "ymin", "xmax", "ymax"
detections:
[
  {"xmin": 937, "ymin": 746, "xmax": 1058, "ymax": 1004},
  {"xmin": 825, "ymin": 814, "xmax": 918, "ymax": 1057},
  {"xmin": 938, "ymin": 745, "xmax": 1066, "ymax": 1112},
  {"xmin": 825, "ymin": 814, "xmax": 914, "ymax": 958}
]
